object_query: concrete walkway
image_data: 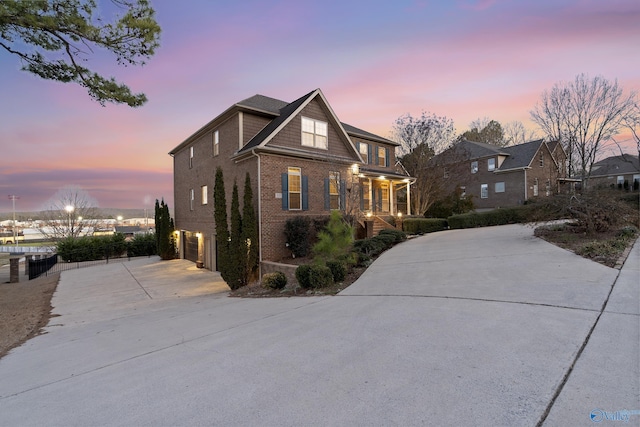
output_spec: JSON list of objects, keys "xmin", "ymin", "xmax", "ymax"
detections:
[{"xmin": 0, "ymin": 225, "xmax": 637, "ymax": 426}]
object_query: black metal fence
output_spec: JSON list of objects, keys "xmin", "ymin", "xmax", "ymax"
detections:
[
  {"xmin": 28, "ymin": 254, "xmax": 58, "ymax": 280},
  {"xmin": 28, "ymin": 252, "xmax": 153, "ymax": 280}
]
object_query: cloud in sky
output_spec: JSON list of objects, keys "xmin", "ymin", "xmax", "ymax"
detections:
[{"xmin": 0, "ymin": 0, "xmax": 638, "ymax": 213}]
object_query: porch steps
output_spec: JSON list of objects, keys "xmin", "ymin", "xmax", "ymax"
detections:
[{"xmin": 372, "ymin": 216, "xmax": 396, "ymax": 236}]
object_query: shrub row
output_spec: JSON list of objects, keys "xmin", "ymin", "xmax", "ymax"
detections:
[
  {"xmin": 447, "ymin": 207, "xmax": 529, "ymax": 229},
  {"xmin": 57, "ymin": 233, "xmax": 157, "ymax": 262},
  {"xmin": 295, "ymin": 264, "xmax": 333, "ymax": 289},
  {"xmin": 57, "ymin": 234, "xmax": 128, "ymax": 262},
  {"xmin": 353, "ymin": 229, "xmax": 407, "ymax": 260},
  {"xmin": 402, "ymin": 218, "xmax": 448, "ymax": 234}
]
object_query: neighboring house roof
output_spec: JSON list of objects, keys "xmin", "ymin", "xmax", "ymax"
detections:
[
  {"xmin": 590, "ymin": 154, "xmax": 640, "ymax": 177},
  {"xmin": 455, "ymin": 139, "xmax": 508, "ymax": 159},
  {"xmin": 499, "ymin": 139, "xmax": 546, "ymax": 170},
  {"xmin": 115, "ymin": 226, "xmax": 143, "ymax": 234}
]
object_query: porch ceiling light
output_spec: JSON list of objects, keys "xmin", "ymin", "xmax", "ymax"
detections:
[
  {"xmin": 196, "ymin": 232, "xmax": 202, "ymax": 239},
  {"xmin": 351, "ymin": 164, "xmax": 360, "ymax": 175},
  {"xmin": 379, "ymin": 176, "xmax": 386, "ymax": 180}
]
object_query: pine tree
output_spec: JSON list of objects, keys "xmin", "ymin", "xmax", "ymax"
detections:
[
  {"xmin": 227, "ymin": 181, "xmax": 245, "ymax": 290},
  {"xmin": 154, "ymin": 199, "xmax": 161, "ymax": 253},
  {"xmin": 213, "ymin": 167, "xmax": 230, "ymax": 282},
  {"xmin": 242, "ymin": 173, "xmax": 259, "ymax": 284},
  {"xmin": 155, "ymin": 199, "xmax": 175, "ymax": 260}
]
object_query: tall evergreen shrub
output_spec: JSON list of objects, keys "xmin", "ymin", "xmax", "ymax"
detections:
[
  {"xmin": 214, "ymin": 167, "xmax": 231, "ymax": 282},
  {"xmin": 242, "ymin": 173, "xmax": 259, "ymax": 283}
]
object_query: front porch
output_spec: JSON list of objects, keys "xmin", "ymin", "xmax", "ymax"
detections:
[{"xmin": 356, "ymin": 168, "xmax": 414, "ymax": 217}]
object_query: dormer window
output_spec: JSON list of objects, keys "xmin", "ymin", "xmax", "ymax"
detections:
[{"xmin": 301, "ymin": 117, "xmax": 328, "ymax": 149}]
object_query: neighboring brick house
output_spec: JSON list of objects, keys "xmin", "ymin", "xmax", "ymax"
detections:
[
  {"xmin": 434, "ymin": 139, "xmax": 569, "ymax": 210},
  {"xmin": 169, "ymin": 88, "xmax": 413, "ymax": 271},
  {"xmin": 587, "ymin": 154, "xmax": 640, "ymax": 190}
]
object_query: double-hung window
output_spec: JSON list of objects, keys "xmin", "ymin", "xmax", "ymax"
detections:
[
  {"xmin": 488, "ymin": 158, "xmax": 495, "ymax": 171},
  {"xmin": 378, "ymin": 147, "xmax": 386, "ymax": 167},
  {"xmin": 288, "ymin": 167, "xmax": 302, "ymax": 210},
  {"xmin": 301, "ymin": 117, "xmax": 328, "ymax": 149},
  {"xmin": 201, "ymin": 185, "xmax": 208, "ymax": 205},
  {"xmin": 481, "ymin": 184, "xmax": 488, "ymax": 199},
  {"xmin": 329, "ymin": 172, "xmax": 340, "ymax": 210},
  {"xmin": 213, "ymin": 131, "xmax": 219, "ymax": 156},
  {"xmin": 359, "ymin": 142, "xmax": 369, "ymax": 163},
  {"xmin": 471, "ymin": 161, "xmax": 478, "ymax": 174}
]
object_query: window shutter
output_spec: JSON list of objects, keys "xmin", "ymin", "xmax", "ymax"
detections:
[
  {"xmin": 359, "ymin": 185, "xmax": 364, "ymax": 210},
  {"xmin": 356, "ymin": 142, "xmax": 360, "ymax": 153},
  {"xmin": 302, "ymin": 176, "xmax": 309, "ymax": 210},
  {"xmin": 385, "ymin": 148, "xmax": 390, "ymax": 167},
  {"xmin": 281, "ymin": 173, "xmax": 288, "ymax": 210},
  {"xmin": 324, "ymin": 178, "xmax": 330, "ymax": 210},
  {"xmin": 339, "ymin": 179, "xmax": 346, "ymax": 210},
  {"xmin": 375, "ymin": 147, "xmax": 379, "ymax": 165},
  {"xmin": 367, "ymin": 144, "xmax": 372, "ymax": 164}
]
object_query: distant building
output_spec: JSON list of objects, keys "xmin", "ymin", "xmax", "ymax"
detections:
[{"xmin": 587, "ymin": 154, "xmax": 640, "ymax": 190}]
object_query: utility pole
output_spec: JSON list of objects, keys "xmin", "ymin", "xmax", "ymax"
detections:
[{"xmin": 8, "ymin": 195, "xmax": 19, "ymax": 246}]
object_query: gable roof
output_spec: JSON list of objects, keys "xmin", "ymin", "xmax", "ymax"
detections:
[
  {"xmin": 499, "ymin": 139, "xmax": 546, "ymax": 170},
  {"xmin": 590, "ymin": 154, "xmax": 640, "ymax": 177},
  {"xmin": 238, "ymin": 89, "xmax": 318, "ymax": 153}
]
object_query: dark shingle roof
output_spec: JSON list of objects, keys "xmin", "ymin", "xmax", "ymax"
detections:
[
  {"xmin": 236, "ymin": 94, "xmax": 288, "ymax": 115},
  {"xmin": 456, "ymin": 139, "xmax": 507, "ymax": 159},
  {"xmin": 341, "ymin": 123, "xmax": 398, "ymax": 146},
  {"xmin": 591, "ymin": 154, "xmax": 640, "ymax": 177},
  {"xmin": 500, "ymin": 139, "xmax": 545, "ymax": 170},
  {"xmin": 239, "ymin": 90, "xmax": 316, "ymax": 153}
]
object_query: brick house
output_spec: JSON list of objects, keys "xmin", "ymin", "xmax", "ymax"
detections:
[
  {"xmin": 434, "ymin": 139, "xmax": 570, "ymax": 210},
  {"xmin": 169, "ymin": 89, "xmax": 414, "ymax": 271},
  {"xmin": 587, "ymin": 154, "xmax": 640, "ymax": 190}
]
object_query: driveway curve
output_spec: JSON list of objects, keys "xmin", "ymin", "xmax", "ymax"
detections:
[{"xmin": 0, "ymin": 225, "xmax": 637, "ymax": 427}]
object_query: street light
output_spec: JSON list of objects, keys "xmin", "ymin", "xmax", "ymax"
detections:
[{"xmin": 65, "ymin": 205, "xmax": 74, "ymax": 236}]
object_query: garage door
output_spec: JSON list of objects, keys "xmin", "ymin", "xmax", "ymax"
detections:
[{"xmin": 184, "ymin": 232, "xmax": 199, "ymax": 263}]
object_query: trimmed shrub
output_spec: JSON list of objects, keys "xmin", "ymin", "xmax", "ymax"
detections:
[
  {"xmin": 447, "ymin": 207, "xmax": 528, "ymax": 229},
  {"xmin": 308, "ymin": 264, "xmax": 334, "ymax": 288},
  {"xmin": 378, "ymin": 228, "xmax": 407, "ymax": 243},
  {"xmin": 373, "ymin": 233, "xmax": 396, "ymax": 246},
  {"xmin": 127, "ymin": 233, "xmax": 156, "ymax": 257},
  {"xmin": 402, "ymin": 218, "xmax": 448, "ymax": 235},
  {"xmin": 57, "ymin": 233, "xmax": 127, "ymax": 262},
  {"xmin": 295, "ymin": 264, "xmax": 313, "ymax": 289},
  {"xmin": 326, "ymin": 260, "xmax": 346, "ymax": 282},
  {"xmin": 284, "ymin": 216, "xmax": 311, "ymax": 258},
  {"xmin": 262, "ymin": 271, "xmax": 287, "ymax": 290}
]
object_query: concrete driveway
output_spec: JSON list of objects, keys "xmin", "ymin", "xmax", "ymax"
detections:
[{"xmin": 0, "ymin": 225, "xmax": 637, "ymax": 426}]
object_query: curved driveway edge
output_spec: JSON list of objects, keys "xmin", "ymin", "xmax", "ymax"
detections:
[{"xmin": 0, "ymin": 225, "xmax": 637, "ymax": 426}]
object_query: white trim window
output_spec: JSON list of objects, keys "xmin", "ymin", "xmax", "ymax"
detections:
[
  {"xmin": 213, "ymin": 130, "xmax": 219, "ymax": 156},
  {"xmin": 288, "ymin": 167, "xmax": 302, "ymax": 210},
  {"xmin": 533, "ymin": 178, "xmax": 539, "ymax": 196},
  {"xmin": 471, "ymin": 161, "xmax": 478, "ymax": 174},
  {"xmin": 329, "ymin": 172, "xmax": 340, "ymax": 210},
  {"xmin": 488, "ymin": 158, "xmax": 496, "ymax": 171},
  {"xmin": 301, "ymin": 117, "xmax": 328, "ymax": 149},
  {"xmin": 189, "ymin": 146, "xmax": 194, "ymax": 168},
  {"xmin": 495, "ymin": 182, "xmax": 505, "ymax": 193},
  {"xmin": 190, "ymin": 188, "xmax": 195, "ymax": 210},
  {"xmin": 481, "ymin": 184, "xmax": 488, "ymax": 199},
  {"xmin": 201, "ymin": 185, "xmax": 208, "ymax": 205},
  {"xmin": 617, "ymin": 176, "xmax": 624, "ymax": 185}
]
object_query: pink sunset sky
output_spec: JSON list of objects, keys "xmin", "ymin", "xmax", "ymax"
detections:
[{"xmin": 1, "ymin": 0, "xmax": 638, "ymax": 213}]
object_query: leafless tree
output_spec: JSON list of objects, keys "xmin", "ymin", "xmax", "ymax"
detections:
[
  {"xmin": 622, "ymin": 98, "xmax": 640, "ymax": 160},
  {"xmin": 392, "ymin": 112, "xmax": 456, "ymax": 214},
  {"xmin": 530, "ymin": 74, "xmax": 636, "ymax": 185},
  {"xmin": 503, "ymin": 121, "xmax": 539, "ymax": 146},
  {"xmin": 38, "ymin": 186, "xmax": 101, "ymax": 240}
]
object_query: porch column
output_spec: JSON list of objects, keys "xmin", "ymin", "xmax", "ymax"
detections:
[
  {"xmin": 368, "ymin": 178, "xmax": 373, "ymax": 213},
  {"xmin": 389, "ymin": 181, "xmax": 394, "ymax": 215},
  {"xmin": 406, "ymin": 182, "xmax": 411, "ymax": 216}
]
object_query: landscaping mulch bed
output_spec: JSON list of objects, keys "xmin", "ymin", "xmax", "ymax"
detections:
[{"xmin": 0, "ymin": 273, "xmax": 59, "ymax": 359}]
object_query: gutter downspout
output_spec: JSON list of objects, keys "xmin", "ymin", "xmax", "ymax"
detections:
[{"xmin": 523, "ymin": 168, "xmax": 528, "ymax": 201}]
